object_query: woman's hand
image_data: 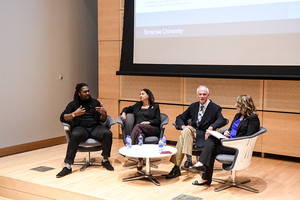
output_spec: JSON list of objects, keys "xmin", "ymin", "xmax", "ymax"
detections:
[
  {"xmin": 140, "ymin": 121, "xmax": 150, "ymax": 125},
  {"xmin": 121, "ymin": 112, "xmax": 126, "ymax": 122},
  {"xmin": 224, "ymin": 130, "xmax": 230, "ymax": 138}
]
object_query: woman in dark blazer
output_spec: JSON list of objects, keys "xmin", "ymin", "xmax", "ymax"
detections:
[
  {"xmin": 121, "ymin": 88, "xmax": 161, "ymax": 170},
  {"xmin": 190, "ymin": 95, "xmax": 260, "ymax": 186}
]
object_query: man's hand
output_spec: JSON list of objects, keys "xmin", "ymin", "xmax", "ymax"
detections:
[
  {"xmin": 74, "ymin": 105, "xmax": 86, "ymax": 116},
  {"xmin": 96, "ymin": 103, "xmax": 107, "ymax": 115}
]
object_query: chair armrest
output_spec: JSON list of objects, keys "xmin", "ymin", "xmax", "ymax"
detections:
[
  {"xmin": 172, "ymin": 122, "xmax": 181, "ymax": 130},
  {"xmin": 101, "ymin": 115, "xmax": 115, "ymax": 129},
  {"xmin": 160, "ymin": 116, "xmax": 169, "ymax": 130},
  {"xmin": 62, "ymin": 122, "xmax": 71, "ymax": 131},
  {"xmin": 116, "ymin": 115, "xmax": 124, "ymax": 128}
]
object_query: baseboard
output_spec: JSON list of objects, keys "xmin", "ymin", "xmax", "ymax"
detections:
[{"xmin": 0, "ymin": 136, "xmax": 66, "ymax": 157}]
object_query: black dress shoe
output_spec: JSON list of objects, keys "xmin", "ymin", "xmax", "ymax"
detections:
[
  {"xmin": 165, "ymin": 165, "xmax": 181, "ymax": 179},
  {"xmin": 181, "ymin": 161, "xmax": 193, "ymax": 170},
  {"xmin": 189, "ymin": 165, "xmax": 207, "ymax": 173},
  {"xmin": 56, "ymin": 167, "xmax": 72, "ymax": 178},
  {"xmin": 102, "ymin": 160, "xmax": 114, "ymax": 171},
  {"xmin": 192, "ymin": 180, "xmax": 210, "ymax": 186}
]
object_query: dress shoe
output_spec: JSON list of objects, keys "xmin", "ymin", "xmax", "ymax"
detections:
[
  {"xmin": 137, "ymin": 165, "xmax": 143, "ymax": 170},
  {"xmin": 192, "ymin": 180, "xmax": 210, "ymax": 186},
  {"xmin": 165, "ymin": 165, "xmax": 181, "ymax": 179},
  {"xmin": 181, "ymin": 161, "xmax": 193, "ymax": 170},
  {"xmin": 189, "ymin": 165, "xmax": 207, "ymax": 173},
  {"xmin": 56, "ymin": 167, "xmax": 72, "ymax": 178},
  {"xmin": 102, "ymin": 160, "xmax": 114, "ymax": 171}
]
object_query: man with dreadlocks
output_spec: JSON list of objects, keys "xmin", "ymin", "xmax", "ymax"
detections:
[{"xmin": 56, "ymin": 83, "xmax": 114, "ymax": 178}]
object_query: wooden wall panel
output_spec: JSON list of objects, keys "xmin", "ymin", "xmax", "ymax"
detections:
[
  {"xmin": 184, "ymin": 78, "xmax": 263, "ymax": 110},
  {"xmin": 120, "ymin": 76, "xmax": 184, "ymax": 104},
  {"xmin": 98, "ymin": 0, "xmax": 119, "ymax": 41},
  {"xmin": 99, "ymin": 41, "xmax": 120, "ymax": 99},
  {"xmin": 98, "ymin": 98, "xmax": 119, "ymax": 138},
  {"xmin": 262, "ymin": 112, "xmax": 300, "ymax": 157},
  {"xmin": 160, "ymin": 104, "xmax": 184, "ymax": 142},
  {"xmin": 264, "ymin": 80, "xmax": 300, "ymax": 113}
]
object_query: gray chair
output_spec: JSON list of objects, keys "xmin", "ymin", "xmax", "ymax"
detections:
[
  {"xmin": 212, "ymin": 126, "xmax": 267, "ymax": 193},
  {"xmin": 117, "ymin": 113, "xmax": 169, "ymax": 168},
  {"xmin": 62, "ymin": 115, "xmax": 115, "ymax": 171}
]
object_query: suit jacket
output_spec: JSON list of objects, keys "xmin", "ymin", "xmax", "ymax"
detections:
[
  {"xmin": 121, "ymin": 101, "xmax": 161, "ymax": 134},
  {"xmin": 228, "ymin": 113, "xmax": 260, "ymax": 137},
  {"xmin": 176, "ymin": 101, "xmax": 226, "ymax": 147}
]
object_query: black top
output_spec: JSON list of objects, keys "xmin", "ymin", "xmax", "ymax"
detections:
[
  {"xmin": 121, "ymin": 101, "xmax": 161, "ymax": 134},
  {"xmin": 60, "ymin": 98, "xmax": 102, "ymax": 128},
  {"xmin": 228, "ymin": 113, "xmax": 260, "ymax": 137}
]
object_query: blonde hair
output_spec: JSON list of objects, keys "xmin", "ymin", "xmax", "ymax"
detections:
[{"xmin": 236, "ymin": 95, "xmax": 257, "ymax": 116}]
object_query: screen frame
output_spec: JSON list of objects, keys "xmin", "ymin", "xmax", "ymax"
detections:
[{"xmin": 117, "ymin": 0, "xmax": 300, "ymax": 80}]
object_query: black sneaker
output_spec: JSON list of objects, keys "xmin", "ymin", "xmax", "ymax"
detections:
[
  {"xmin": 181, "ymin": 161, "xmax": 193, "ymax": 170},
  {"xmin": 56, "ymin": 167, "xmax": 72, "ymax": 178},
  {"xmin": 102, "ymin": 160, "xmax": 114, "ymax": 171}
]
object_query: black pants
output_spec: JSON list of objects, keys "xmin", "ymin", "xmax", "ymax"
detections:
[
  {"xmin": 64, "ymin": 125, "xmax": 112, "ymax": 164},
  {"xmin": 199, "ymin": 136, "xmax": 236, "ymax": 184}
]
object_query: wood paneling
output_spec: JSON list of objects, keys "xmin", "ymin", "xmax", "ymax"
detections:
[
  {"xmin": 98, "ymin": 0, "xmax": 119, "ymax": 41},
  {"xmin": 184, "ymin": 78, "xmax": 263, "ymax": 109},
  {"xmin": 99, "ymin": 41, "xmax": 120, "ymax": 99},
  {"xmin": 264, "ymin": 80, "xmax": 300, "ymax": 113},
  {"xmin": 160, "ymin": 104, "xmax": 184, "ymax": 142},
  {"xmin": 98, "ymin": 98, "xmax": 119, "ymax": 138},
  {"xmin": 262, "ymin": 112, "xmax": 300, "ymax": 157},
  {"xmin": 120, "ymin": 76, "xmax": 184, "ymax": 104}
]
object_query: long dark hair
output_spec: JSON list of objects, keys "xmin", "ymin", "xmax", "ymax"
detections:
[{"xmin": 142, "ymin": 88, "xmax": 155, "ymax": 105}]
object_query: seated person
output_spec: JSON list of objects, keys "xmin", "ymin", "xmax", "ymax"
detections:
[
  {"xmin": 120, "ymin": 89, "xmax": 161, "ymax": 170},
  {"xmin": 57, "ymin": 83, "xmax": 114, "ymax": 178},
  {"xmin": 190, "ymin": 94, "xmax": 260, "ymax": 186},
  {"xmin": 166, "ymin": 85, "xmax": 227, "ymax": 179}
]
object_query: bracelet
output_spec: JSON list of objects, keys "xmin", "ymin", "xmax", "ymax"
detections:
[{"xmin": 72, "ymin": 112, "xmax": 75, "ymax": 118}]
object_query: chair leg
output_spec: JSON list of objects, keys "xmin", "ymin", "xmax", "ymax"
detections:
[
  {"xmin": 73, "ymin": 152, "xmax": 102, "ymax": 171},
  {"xmin": 213, "ymin": 170, "xmax": 258, "ymax": 193}
]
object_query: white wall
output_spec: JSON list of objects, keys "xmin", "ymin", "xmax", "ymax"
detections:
[{"xmin": 0, "ymin": 0, "xmax": 98, "ymax": 148}]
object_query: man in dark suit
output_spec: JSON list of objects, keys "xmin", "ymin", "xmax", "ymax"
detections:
[{"xmin": 166, "ymin": 85, "xmax": 226, "ymax": 179}]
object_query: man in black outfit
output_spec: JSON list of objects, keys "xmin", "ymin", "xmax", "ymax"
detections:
[
  {"xmin": 166, "ymin": 85, "xmax": 226, "ymax": 179},
  {"xmin": 56, "ymin": 83, "xmax": 114, "ymax": 178}
]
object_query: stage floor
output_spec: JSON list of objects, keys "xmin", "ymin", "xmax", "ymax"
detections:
[{"xmin": 1, "ymin": 138, "xmax": 300, "ymax": 200}]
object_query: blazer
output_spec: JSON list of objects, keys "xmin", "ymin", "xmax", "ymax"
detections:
[
  {"xmin": 228, "ymin": 113, "xmax": 260, "ymax": 137},
  {"xmin": 176, "ymin": 100, "xmax": 227, "ymax": 147},
  {"xmin": 121, "ymin": 101, "xmax": 161, "ymax": 134}
]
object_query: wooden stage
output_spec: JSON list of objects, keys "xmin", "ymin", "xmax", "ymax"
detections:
[{"xmin": 0, "ymin": 138, "xmax": 300, "ymax": 200}]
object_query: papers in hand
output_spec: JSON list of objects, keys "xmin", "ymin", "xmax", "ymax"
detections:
[{"xmin": 207, "ymin": 130, "xmax": 227, "ymax": 139}]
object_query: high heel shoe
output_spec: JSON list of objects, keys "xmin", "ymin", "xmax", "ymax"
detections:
[{"xmin": 189, "ymin": 165, "xmax": 207, "ymax": 173}]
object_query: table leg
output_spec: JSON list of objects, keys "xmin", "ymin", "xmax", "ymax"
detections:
[{"xmin": 122, "ymin": 157, "xmax": 161, "ymax": 186}]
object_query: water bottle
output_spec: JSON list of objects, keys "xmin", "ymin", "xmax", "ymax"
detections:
[
  {"xmin": 126, "ymin": 135, "xmax": 132, "ymax": 148},
  {"xmin": 158, "ymin": 138, "xmax": 164, "ymax": 152},
  {"xmin": 138, "ymin": 134, "xmax": 143, "ymax": 146},
  {"xmin": 162, "ymin": 134, "xmax": 167, "ymax": 146}
]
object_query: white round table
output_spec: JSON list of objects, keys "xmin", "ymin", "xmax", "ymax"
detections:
[{"xmin": 119, "ymin": 144, "xmax": 177, "ymax": 186}]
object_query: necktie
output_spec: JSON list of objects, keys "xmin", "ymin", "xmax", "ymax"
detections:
[{"xmin": 198, "ymin": 105, "xmax": 204, "ymax": 124}]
